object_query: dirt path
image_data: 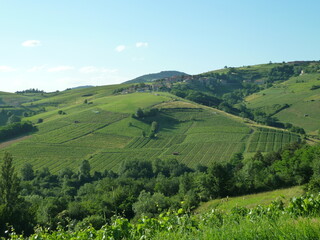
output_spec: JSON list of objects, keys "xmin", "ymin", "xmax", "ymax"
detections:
[{"xmin": 0, "ymin": 135, "xmax": 32, "ymax": 149}]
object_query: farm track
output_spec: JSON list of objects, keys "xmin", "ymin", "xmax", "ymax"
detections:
[{"xmin": 0, "ymin": 135, "xmax": 32, "ymax": 149}]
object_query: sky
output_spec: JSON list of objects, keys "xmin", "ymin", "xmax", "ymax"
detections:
[{"xmin": 1, "ymin": 0, "xmax": 320, "ymax": 93}]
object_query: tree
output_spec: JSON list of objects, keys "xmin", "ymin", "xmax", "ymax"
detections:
[
  {"xmin": 150, "ymin": 121, "xmax": 159, "ymax": 133},
  {"xmin": 207, "ymin": 163, "xmax": 232, "ymax": 198},
  {"xmin": 0, "ymin": 152, "xmax": 34, "ymax": 235},
  {"xmin": 135, "ymin": 108, "xmax": 144, "ymax": 118},
  {"xmin": 149, "ymin": 121, "xmax": 159, "ymax": 138},
  {"xmin": 79, "ymin": 160, "xmax": 91, "ymax": 182},
  {"xmin": 20, "ymin": 163, "xmax": 35, "ymax": 181},
  {"xmin": 0, "ymin": 152, "xmax": 20, "ymax": 210},
  {"xmin": 132, "ymin": 190, "xmax": 170, "ymax": 218},
  {"xmin": 7, "ymin": 114, "xmax": 20, "ymax": 124}
]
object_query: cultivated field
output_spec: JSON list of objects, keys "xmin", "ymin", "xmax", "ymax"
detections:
[
  {"xmin": 246, "ymin": 73, "xmax": 320, "ymax": 133},
  {"xmin": 0, "ymin": 86, "xmax": 302, "ymax": 173}
]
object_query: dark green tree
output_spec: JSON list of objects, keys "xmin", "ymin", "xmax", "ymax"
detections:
[
  {"xmin": 0, "ymin": 152, "xmax": 20, "ymax": 210},
  {"xmin": 0, "ymin": 152, "xmax": 34, "ymax": 235},
  {"xmin": 150, "ymin": 121, "xmax": 159, "ymax": 133},
  {"xmin": 7, "ymin": 114, "xmax": 20, "ymax": 124},
  {"xmin": 135, "ymin": 108, "xmax": 144, "ymax": 118},
  {"xmin": 79, "ymin": 160, "xmax": 91, "ymax": 181},
  {"xmin": 20, "ymin": 163, "xmax": 35, "ymax": 181}
]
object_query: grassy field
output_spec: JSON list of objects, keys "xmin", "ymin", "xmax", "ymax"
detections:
[
  {"xmin": 196, "ymin": 186, "xmax": 304, "ymax": 213},
  {"xmin": 246, "ymin": 73, "xmax": 320, "ymax": 134},
  {"xmin": 0, "ymin": 91, "xmax": 46, "ymax": 107}
]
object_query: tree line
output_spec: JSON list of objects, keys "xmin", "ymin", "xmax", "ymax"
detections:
[{"xmin": 0, "ymin": 122, "xmax": 36, "ymax": 142}]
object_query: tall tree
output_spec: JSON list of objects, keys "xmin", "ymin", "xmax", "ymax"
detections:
[
  {"xmin": 0, "ymin": 152, "xmax": 20, "ymax": 211},
  {"xmin": 0, "ymin": 152, "xmax": 34, "ymax": 235},
  {"xmin": 20, "ymin": 163, "xmax": 35, "ymax": 181},
  {"xmin": 79, "ymin": 159, "xmax": 91, "ymax": 182}
]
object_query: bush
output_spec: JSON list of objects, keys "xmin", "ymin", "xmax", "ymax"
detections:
[{"xmin": 0, "ymin": 122, "xmax": 36, "ymax": 142}]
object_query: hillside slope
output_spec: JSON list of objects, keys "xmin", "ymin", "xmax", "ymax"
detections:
[
  {"xmin": 0, "ymin": 83, "xmax": 300, "ymax": 173},
  {"xmin": 4, "ymin": 61, "xmax": 319, "ymax": 173},
  {"xmin": 124, "ymin": 71, "xmax": 188, "ymax": 84},
  {"xmin": 246, "ymin": 72, "xmax": 320, "ymax": 134}
]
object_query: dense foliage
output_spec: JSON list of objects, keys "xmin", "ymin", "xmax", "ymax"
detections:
[
  {"xmin": 4, "ymin": 194, "xmax": 320, "ymax": 239},
  {"xmin": 0, "ymin": 122, "xmax": 36, "ymax": 142},
  {"xmin": 15, "ymin": 89, "xmax": 45, "ymax": 94},
  {"xmin": 1, "ymin": 141, "xmax": 320, "ymax": 237}
]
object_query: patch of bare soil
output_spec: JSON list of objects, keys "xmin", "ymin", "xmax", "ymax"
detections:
[{"xmin": 0, "ymin": 135, "xmax": 32, "ymax": 149}]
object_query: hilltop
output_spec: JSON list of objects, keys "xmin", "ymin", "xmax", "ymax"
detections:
[{"xmin": 124, "ymin": 70, "xmax": 188, "ymax": 84}]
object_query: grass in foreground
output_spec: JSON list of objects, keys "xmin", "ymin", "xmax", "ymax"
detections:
[
  {"xmin": 196, "ymin": 186, "xmax": 304, "ymax": 213},
  {"xmin": 5, "ymin": 192, "xmax": 320, "ymax": 240}
]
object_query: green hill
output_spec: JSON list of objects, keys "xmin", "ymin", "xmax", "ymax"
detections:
[
  {"xmin": 137, "ymin": 61, "xmax": 320, "ymax": 136},
  {"xmin": 124, "ymin": 71, "xmax": 188, "ymax": 84},
  {"xmin": 0, "ymin": 82, "xmax": 300, "ymax": 174},
  {"xmin": 0, "ymin": 91, "xmax": 49, "ymax": 125},
  {"xmin": 3, "ymin": 61, "xmax": 320, "ymax": 173},
  {"xmin": 0, "ymin": 91, "xmax": 46, "ymax": 107},
  {"xmin": 245, "ymin": 72, "xmax": 320, "ymax": 134}
]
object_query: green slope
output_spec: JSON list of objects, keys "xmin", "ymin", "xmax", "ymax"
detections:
[
  {"xmin": 246, "ymin": 72, "xmax": 320, "ymax": 134},
  {"xmin": 0, "ymin": 91, "xmax": 49, "ymax": 125},
  {"xmin": 124, "ymin": 71, "xmax": 188, "ymax": 84},
  {"xmin": 0, "ymin": 83, "xmax": 300, "ymax": 174},
  {"xmin": 4, "ymin": 61, "xmax": 318, "ymax": 173},
  {"xmin": 196, "ymin": 186, "xmax": 304, "ymax": 213},
  {"xmin": 0, "ymin": 91, "xmax": 44, "ymax": 107}
]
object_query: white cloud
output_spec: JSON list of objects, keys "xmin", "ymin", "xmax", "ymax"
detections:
[
  {"xmin": 136, "ymin": 42, "xmax": 148, "ymax": 48},
  {"xmin": 27, "ymin": 65, "xmax": 47, "ymax": 72},
  {"xmin": 115, "ymin": 45, "xmax": 126, "ymax": 52},
  {"xmin": 0, "ymin": 66, "xmax": 16, "ymax": 72},
  {"xmin": 48, "ymin": 66, "xmax": 74, "ymax": 72},
  {"xmin": 22, "ymin": 40, "xmax": 41, "ymax": 47}
]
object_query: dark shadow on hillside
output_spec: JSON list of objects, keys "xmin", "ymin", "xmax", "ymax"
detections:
[{"xmin": 137, "ymin": 112, "xmax": 181, "ymax": 134}]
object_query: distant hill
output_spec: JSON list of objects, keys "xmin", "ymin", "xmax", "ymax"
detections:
[
  {"xmin": 124, "ymin": 71, "xmax": 188, "ymax": 84},
  {"xmin": 70, "ymin": 85, "xmax": 94, "ymax": 90}
]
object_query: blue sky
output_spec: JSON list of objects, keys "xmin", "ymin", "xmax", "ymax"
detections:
[{"xmin": 1, "ymin": 0, "xmax": 320, "ymax": 92}]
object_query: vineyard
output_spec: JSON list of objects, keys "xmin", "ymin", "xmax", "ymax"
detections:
[
  {"xmin": 0, "ymin": 90, "xmax": 302, "ymax": 174},
  {"xmin": 247, "ymin": 128, "xmax": 300, "ymax": 152}
]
